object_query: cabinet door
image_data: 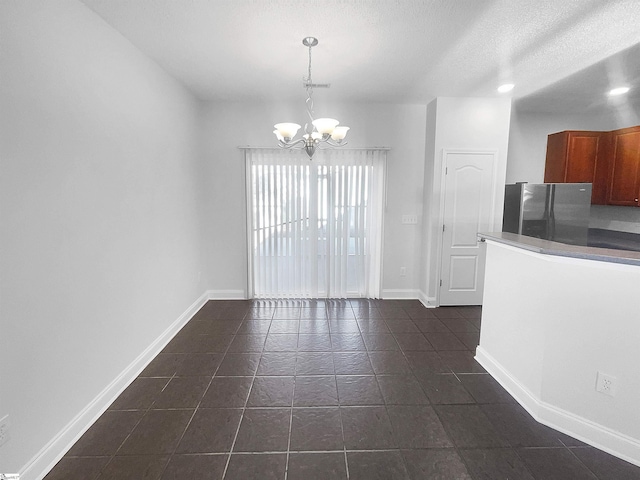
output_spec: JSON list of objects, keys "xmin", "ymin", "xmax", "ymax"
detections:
[
  {"xmin": 544, "ymin": 132, "xmax": 569, "ymax": 183},
  {"xmin": 544, "ymin": 131, "xmax": 606, "ymax": 204},
  {"xmin": 608, "ymin": 127, "xmax": 640, "ymax": 206},
  {"xmin": 565, "ymin": 133, "xmax": 601, "ymax": 183}
]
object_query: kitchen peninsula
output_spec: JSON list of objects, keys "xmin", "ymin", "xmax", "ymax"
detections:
[{"xmin": 476, "ymin": 232, "xmax": 640, "ymax": 467}]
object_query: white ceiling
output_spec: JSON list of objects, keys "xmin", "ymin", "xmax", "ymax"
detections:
[
  {"xmin": 80, "ymin": 0, "xmax": 640, "ymax": 112},
  {"xmin": 514, "ymin": 41, "xmax": 640, "ymax": 114}
]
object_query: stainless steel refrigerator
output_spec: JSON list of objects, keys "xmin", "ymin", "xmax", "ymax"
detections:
[{"xmin": 502, "ymin": 183, "xmax": 592, "ymax": 245}]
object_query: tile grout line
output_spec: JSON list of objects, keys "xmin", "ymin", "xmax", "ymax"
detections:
[
  {"xmin": 340, "ymin": 303, "xmax": 358, "ymax": 479},
  {"xmin": 283, "ymin": 348, "xmax": 298, "ymax": 480},
  {"xmin": 281, "ymin": 312, "xmax": 301, "ymax": 480},
  {"xmin": 221, "ymin": 310, "xmax": 272, "ymax": 479},
  {"xmin": 96, "ymin": 373, "xmax": 174, "ymax": 478},
  {"xmin": 385, "ymin": 305, "xmax": 470, "ymax": 476},
  {"xmin": 510, "ymin": 444, "xmax": 556, "ymax": 480},
  {"xmin": 157, "ymin": 307, "xmax": 244, "ymax": 479},
  {"xmin": 561, "ymin": 439, "xmax": 602, "ymax": 480},
  {"xmin": 205, "ymin": 447, "xmax": 454, "ymax": 454},
  {"xmin": 428, "ymin": 371, "xmax": 485, "ymax": 479},
  {"xmin": 338, "ymin": 377, "xmax": 351, "ymax": 480},
  {"xmin": 372, "ymin": 329, "xmax": 412, "ymax": 477}
]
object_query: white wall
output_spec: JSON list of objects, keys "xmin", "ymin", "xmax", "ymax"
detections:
[
  {"xmin": 199, "ymin": 101, "xmax": 427, "ymax": 299},
  {"xmin": 421, "ymin": 97, "xmax": 512, "ymax": 304},
  {"xmin": 478, "ymin": 241, "xmax": 640, "ymax": 466},
  {"xmin": 506, "ymin": 108, "xmax": 626, "ymax": 184},
  {"xmin": 0, "ymin": 0, "xmax": 207, "ymax": 474}
]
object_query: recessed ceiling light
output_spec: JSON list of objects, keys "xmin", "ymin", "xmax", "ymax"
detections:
[
  {"xmin": 497, "ymin": 83, "xmax": 514, "ymax": 93},
  {"xmin": 608, "ymin": 87, "xmax": 630, "ymax": 96}
]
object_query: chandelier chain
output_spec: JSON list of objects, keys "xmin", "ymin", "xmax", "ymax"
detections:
[{"xmin": 305, "ymin": 43, "xmax": 314, "ymax": 133}]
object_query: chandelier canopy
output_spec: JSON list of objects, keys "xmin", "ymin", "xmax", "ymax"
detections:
[{"xmin": 273, "ymin": 37, "xmax": 349, "ymax": 159}]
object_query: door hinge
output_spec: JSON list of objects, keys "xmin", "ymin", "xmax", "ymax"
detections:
[
  {"xmin": 442, "ymin": 224, "xmax": 445, "ymax": 232},
  {"xmin": 445, "ymin": 167, "xmax": 448, "ymax": 175},
  {"xmin": 439, "ymin": 279, "xmax": 442, "ymax": 287}
]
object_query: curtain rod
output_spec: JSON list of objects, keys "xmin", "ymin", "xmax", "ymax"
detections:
[{"xmin": 238, "ymin": 146, "xmax": 391, "ymax": 151}]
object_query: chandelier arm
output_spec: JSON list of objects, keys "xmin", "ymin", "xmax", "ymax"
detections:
[
  {"xmin": 328, "ymin": 139, "xmax": 347, "ymax": 147},
  {"xmin": 278, "ymin": 138, "xmax": 307, "ymax": 149},
  {"xmin": 318, "ymin": 139, "xmax": 348, "ymax": 149}
]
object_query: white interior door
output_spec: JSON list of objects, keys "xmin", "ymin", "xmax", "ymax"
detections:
[{"xmin": 440, "ymin": 150, "xmax": 496, "ymax": 305}]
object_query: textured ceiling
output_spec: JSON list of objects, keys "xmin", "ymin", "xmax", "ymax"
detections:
[{"xmin": 80, "ymin": 0, "xmax": 640, "ymax": 111}]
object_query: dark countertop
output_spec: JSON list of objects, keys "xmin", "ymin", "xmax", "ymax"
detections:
[
  {"xmin": 478, "ymin": 232, "xmax": 640, "ymax": 267},
  {"xmin": 587, "ymin": 228, "xmax": 640, "ymax": 252}
]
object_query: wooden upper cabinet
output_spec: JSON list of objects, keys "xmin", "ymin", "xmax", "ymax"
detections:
[
  {"xmin": 607, "ymin": 126, "xmax": 640, "ymax": 207},
  {"xmin": 544, "ymin": 130, "xmax": 608, "ymax": 204}
]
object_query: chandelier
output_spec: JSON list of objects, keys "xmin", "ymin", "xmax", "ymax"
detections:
[{"xmin": 273, "ymin": 37, "xmax": 349, "ymax": 159}]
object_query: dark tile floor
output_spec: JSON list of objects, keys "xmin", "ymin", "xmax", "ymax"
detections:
[{"xmin": 45, "ymin": 299, "xmax": 640, "ymax": 479}]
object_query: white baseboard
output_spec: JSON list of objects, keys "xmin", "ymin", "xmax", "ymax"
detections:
[
  {"xmin": 381, "ymin": 288, "xmax": 419, "ymax": 300},
  {"xmin": 380, "ymin": 290, "xmax": 437, "ymax": 308},
  {"xmin": 22, "ymin": 291, "xmax": 211, "ymax": 480},
  {"xmin": 417, "ymin": 290, "xmax": 437, "ymax": 308},
  {"xmin": 476, "ymin": 346, "xmax": 640, "ymax": 468},
  {"xmin": 207, "ymin": 289, "xmax": 246, "ymax": 300},
  {"xmin": 474, "ymin": 347, "xmax": 543, "ymax": 419}
]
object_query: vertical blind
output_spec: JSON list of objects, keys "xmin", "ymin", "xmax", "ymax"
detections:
[{"xmin": 245, "ymin": 148, "xmax": 386, "ymax": 298}]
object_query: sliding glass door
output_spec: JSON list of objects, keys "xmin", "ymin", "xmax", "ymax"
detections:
[{"xmin": 246, "ymin": 149, "xmax": 386, "ymax": 299}]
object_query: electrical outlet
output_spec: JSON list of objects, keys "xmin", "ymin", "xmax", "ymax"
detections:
[
  {"xmin": 0, "ymin": 415, "xmax": 10, "ymax": 447},
  {"xmin": 400, "ymin": 267, "xmax": 407, "ymax": 277},
  {"xmin": 596, "ymin": 372, "xmax": 617, "ymax": 396}
]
